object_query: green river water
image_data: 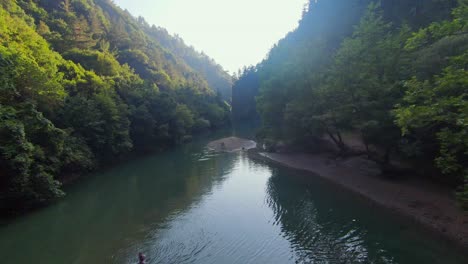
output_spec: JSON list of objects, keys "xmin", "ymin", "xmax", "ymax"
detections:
[{"xmin": 0, "ymin": 129, "xmax": 466, "ymax": 264}]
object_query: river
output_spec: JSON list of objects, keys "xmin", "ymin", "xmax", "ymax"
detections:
[{"xmin": 0, "ymin": 129, "xmax": 466, "ymax": 263}]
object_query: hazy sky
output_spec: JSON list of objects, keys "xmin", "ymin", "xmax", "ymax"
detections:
[{"xmin": 114, "ymin": 0, "xmax": 306, "ymax": 73}]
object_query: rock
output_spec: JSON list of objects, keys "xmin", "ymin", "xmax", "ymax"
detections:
[{"xmin": 207, "ymin": 137, "xmax": 256, "ymax": 152}]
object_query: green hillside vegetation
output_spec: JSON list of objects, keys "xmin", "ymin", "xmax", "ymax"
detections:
[
  {"xmin": 144, "ymin": 26, "xmax": 233, "ymax": 101},
  {"xmin": 232, "ymin": 0, "xmax": 467, "ymax": 209},
  {"xmin": 0, "ymin": 0, "xmax": 230, "ymax": 213}
]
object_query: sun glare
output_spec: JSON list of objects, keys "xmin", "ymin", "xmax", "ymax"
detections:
[{"xmin": 114, "ymin": 0, "xmax": 307, "ymax": 73}]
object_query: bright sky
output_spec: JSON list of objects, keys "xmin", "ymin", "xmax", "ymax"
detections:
[{"xmin": 114, "ymin": 0, "xmax": 306, "ymax": 74}]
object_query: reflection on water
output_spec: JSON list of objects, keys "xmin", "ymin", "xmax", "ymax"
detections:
[
  {"xmin": 0, "ymin": 130, "xmax": 466, "ymax": 264},
  {"xmin": 267, "ymin": 169, "xmax": 376, "ymax": 263},
  {"xmin": 265, "ymin": 166, "xmax": 466, "ymax": 264}
]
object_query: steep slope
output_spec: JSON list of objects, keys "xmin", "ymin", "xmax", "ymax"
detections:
[
  {"xmin": 0, "ymin": 0, "xmax": 230, "ymax": 213},
  {"xmin": 231, "ymin": 66, "xmax": 259, "ymax": 121},
  {"xmin": 144, "ymin": 26, "xmax": 233, "ymax": 101},
  {"xmin": 234, "ymin": 0, "xmax": 459, "ymax": 124},
  {"xmin": 232, "ymin": 0, "xmax": 466, "ymax": 207}
]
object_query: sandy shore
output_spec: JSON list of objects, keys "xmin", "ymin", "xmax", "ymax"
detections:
[
  {"xmin": 250, "ymin": 150, "xmax": 468, "ymax": 249},
  {"xmin": 207, "ymin": 137, "xmax": 256, "ymax": 152}
]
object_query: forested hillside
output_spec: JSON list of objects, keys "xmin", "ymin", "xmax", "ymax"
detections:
[
  {"xmin": 0, "ymin": 0, "xmax": 231, "ymax": 213},
  {"xmin": 232, "ymin": 0, "xmax": 467, "ymax": 208},
  {"xmin": 232, "ymin": 66, "xmax": 259, "ymax": 121},
  {"xmin": 145, "ymin": 26, "xmax": 233, "ymax": 101}
]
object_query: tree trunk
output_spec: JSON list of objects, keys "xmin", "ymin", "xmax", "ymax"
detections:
[{"xmin": 326, "ymin": 129, "xmax": 347, "ymax": 154}]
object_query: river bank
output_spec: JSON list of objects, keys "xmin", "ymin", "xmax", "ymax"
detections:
[
  {"xmin": 249, "ymin": 149, "xmax": 468, "ymax": 249},
  {"xmin": 2, "ymin": 132, "xmax": 467, "ymax": 263}
]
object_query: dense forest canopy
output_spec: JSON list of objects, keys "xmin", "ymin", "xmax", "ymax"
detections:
[
  {"xmin": 232, "ymin": 0, "xmax": 467, "ymax": 209},
  {"xmin": 0, "ymin": 0, "xmax": 232, "ymax": 213}
]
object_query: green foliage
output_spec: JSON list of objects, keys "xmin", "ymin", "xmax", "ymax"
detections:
[
  {"xmin": 0, "ymin": 0, "xmax": 230, "ymax": 213},
  {"xmin": 255, "ymin": 0, "xmax": 372, "ymax": 143},
  {"xmin": 63, "ymin": 49, "xmax": 122, "ymax": 76},
  {"xmin": 394, "ymin": 1, "xmax": 468, "ymax": 207},
  {"xmin": 323, "ymin": 3, "xmax": 410, "ymax": 156},
  {"xmin": 233, "ymin": 0, "xmax": 467, "ymax": 209},
  {"xmin": 0, "ymin": 104, "xmax": 65, "ymax": 209},
  {"xmin": 174, "ymin": 104, "xmax": 195, "ymax": 137},
  {"xmin": 145, "ymin": 26, "xmax": 232, "ymax": 101}
]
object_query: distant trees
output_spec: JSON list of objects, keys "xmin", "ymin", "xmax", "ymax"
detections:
[
  {"xmin": 232, "ymin": 0, "xmax": 467, "ymax": 209},
  {"xmin": 232, "ymin": 66, "xmax": 260, "ymax": 121},
  {"xmin": 145, "ymin": 26, "xmax": 233, "ymax": 101}
]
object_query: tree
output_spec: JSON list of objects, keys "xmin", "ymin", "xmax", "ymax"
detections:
[
  {"xmin": 395, "ymin": 0, "xmax": 468, "ymax": 208},
  {"xmin": 0, "ymin": 0, "xmax": 231, "ymax": 212},
  {"xmin": 324, "ymin": 3, "xmax": 410, "ymax": 161}
]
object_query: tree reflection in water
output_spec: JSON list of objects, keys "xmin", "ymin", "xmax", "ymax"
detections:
[{"xmin": 265, "ymin": 166, "xmax": 462, "ymax": 264}]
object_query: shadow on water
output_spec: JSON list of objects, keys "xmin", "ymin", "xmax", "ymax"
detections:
[
  {"xmin": 265, "ymin": 165, "xmax": 466, "ymax": 264},
  {"xmin": 0, "ymin": 125, "xmax": 466, "ymax": 264},
  {"xmin": 0, "ymin": 131, "xmax": 239, "ymax": 264}
]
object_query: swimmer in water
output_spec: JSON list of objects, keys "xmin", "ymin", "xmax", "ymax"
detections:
[{"xmin": 138, "ymin": 252, "xmax": 146, "ymax": 264}]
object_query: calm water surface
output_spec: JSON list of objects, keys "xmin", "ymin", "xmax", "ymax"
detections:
[{"xmin": 0, "ymin": 130, "xmax": 466, "ymax": 263}]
